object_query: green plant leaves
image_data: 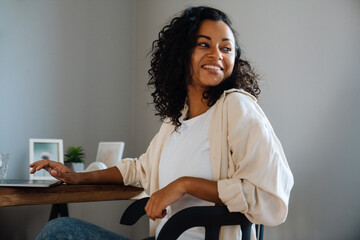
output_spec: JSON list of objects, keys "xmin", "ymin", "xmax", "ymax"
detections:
[{"xmin": 64, "ymin": 146, "xmax": 85, "ymax": 163}]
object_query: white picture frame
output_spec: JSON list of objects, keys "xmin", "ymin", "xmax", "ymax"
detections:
[
  {"xmin": 95, "ymin": 142, "xmax": 124, "ymax": 168},
  {"xmin": 29, "ymin": 138, "xmax": 64, "ymax": 180}
]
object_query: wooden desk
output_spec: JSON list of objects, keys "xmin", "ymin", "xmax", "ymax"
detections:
[
  {"xmin": 0, "ymin": 184, "xmax": 145, "ymax": 220},
  {"xmin": 0, "ymin": 184, "xmax": 144, "ymax": 207}
]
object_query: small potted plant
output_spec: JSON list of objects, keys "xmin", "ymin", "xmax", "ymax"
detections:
[{"xmin": 64, "ymin": 146, "xmax": 85, "ymax": 172}]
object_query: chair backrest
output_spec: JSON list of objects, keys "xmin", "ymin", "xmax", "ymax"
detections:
[
  {"xmin": 120, "ymin": 197, "xmax": 264, "ymax": 240},
  {"xmin": 156, "ymin": 205, "xmax": 253, "ymax": 240}
]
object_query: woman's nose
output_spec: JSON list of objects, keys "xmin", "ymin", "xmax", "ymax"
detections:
[{"xmin": 208, "ymin": 47, "xmax": 223, "ymax": 60}]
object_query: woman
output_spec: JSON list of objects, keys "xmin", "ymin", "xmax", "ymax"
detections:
[{"xmin": 31, "ymin": 6, "xmax": 294, "ymax": 240}]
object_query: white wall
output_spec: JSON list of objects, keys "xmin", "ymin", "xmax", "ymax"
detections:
[
  {"xmin": 0, "ymin": 0, "xmax": 135, "ymax": 239},
  {"xmin": 1, "ymin": 0, "xmax": 360, "ymax": 239},
  {"xmin": 132, "ymin": 0, "xmax": 360, "ymax": 239}
]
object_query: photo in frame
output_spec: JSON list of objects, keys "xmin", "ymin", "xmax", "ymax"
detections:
[
  {"xmin": 95, "ymin": 142, "xmax": 124, "ymax": 168},
  {"xmin": 29, "ymin": 139, "xmax": 64, "ymax": 180}
]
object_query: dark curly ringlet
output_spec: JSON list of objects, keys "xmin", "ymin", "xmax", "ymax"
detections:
[{"xmin": 148, "ymin": 6, "xmax": 260, "ymax": 129}]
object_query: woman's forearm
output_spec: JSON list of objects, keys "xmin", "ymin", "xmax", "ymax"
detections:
[
  {"xmin": 76, "ymin": 167, "xmax": 123, "ymax": 185},
  {"xmin": 180, "ymin": 176, "xmax": 222, "ymax": 204},
  {"xmin": 145, "ymin": 176, "xmax": 222, "ymax": 220}
]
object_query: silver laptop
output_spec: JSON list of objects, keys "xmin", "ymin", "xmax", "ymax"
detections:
[{"xmin": 0, "ymin": 179, "xmax": 62, "ymax": 187}]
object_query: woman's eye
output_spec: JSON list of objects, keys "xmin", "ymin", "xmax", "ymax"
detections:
[
  {"xmin": 223, "ymin": 47, "xmax": 232, "ymax": 52},
  {"xmin": 198, "ymin": 42, "xmax": 209, "ymax": 47}
]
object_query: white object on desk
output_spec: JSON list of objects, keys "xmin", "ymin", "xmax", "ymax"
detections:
[
  {"xmin": 95, "ymin": 142, "xmax": 124, "ymax": 167},
  {"xmin": 84, "ymin": 142, "xmax": 125, "ymax": 171},
  {"xmin": 84, "ymin": 162, "xmax": 108, "ymax": 172},
  {"xmin": 29, "ymin": 139, "xmax": 64, "ymax": 180}
]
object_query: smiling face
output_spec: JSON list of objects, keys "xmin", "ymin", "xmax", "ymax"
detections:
[{"xmin": 189, "ymin": 20, "xmax": 236, "ymax": 91}]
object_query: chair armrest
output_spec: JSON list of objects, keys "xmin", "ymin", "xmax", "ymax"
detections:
[
  {"xmin": 120, "ymin": 197, "xmax": 150, "ymax": 225},
  {"xmin": 120, "ymin": 197, "xmax": 253, "ymax": 240},
  {"xmin": 157, "ymin": 205, "xmax": 252, "ymax": 240}
]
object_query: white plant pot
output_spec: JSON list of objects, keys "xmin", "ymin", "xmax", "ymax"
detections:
[{"xmin": 65, "ymin": 162, "xmax": 84, "ymax": 172}]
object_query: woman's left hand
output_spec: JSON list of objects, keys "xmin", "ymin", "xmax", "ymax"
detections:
[
  {"xmin": 145, "ymin": 177, "xmax": 186, "ymax": 221},
  {"xmin": 144, "ymin": 177, "xmax": 221, "ymax": 221}
]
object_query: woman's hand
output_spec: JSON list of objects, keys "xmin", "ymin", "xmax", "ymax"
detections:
[
  {"xmin": 145, "ymin": 178, "xmax": 186, "ymax": 221},
  {"xmin": 144, "ymin": 177, "xmax": 222, "ymax": 221},
  {"xmin": 29, "ymin": 160, "xmax": 79, "ymax": 184}
]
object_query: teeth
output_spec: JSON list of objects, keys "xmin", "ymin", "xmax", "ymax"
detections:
[{"xmin": 203, "ymin": 65, "xmax": 221, "ymax": 70}]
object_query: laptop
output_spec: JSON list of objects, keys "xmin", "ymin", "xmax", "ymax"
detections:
[{"xmin": 0, "ymin": 179, "xmax": 62, "ymax": 188}]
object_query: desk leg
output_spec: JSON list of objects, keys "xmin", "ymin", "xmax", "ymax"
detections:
[{"xmin": 49, "ymin": 203, "xmax": 69, "ymax": 221}]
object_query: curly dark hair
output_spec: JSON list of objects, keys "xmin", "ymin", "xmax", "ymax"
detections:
[{"xmin": 148, "ymin": 6, "xmax": 260, "ymax": 128}]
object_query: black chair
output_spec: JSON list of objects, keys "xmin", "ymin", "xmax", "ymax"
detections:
[{"xmin": 120, "ymin": 197, "xmax": 264, "ymax": 240}]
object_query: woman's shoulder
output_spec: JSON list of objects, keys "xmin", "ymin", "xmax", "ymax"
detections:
[
  {"xmin": 220, "ymin": 89, "xmax": 267, "ymax": 125},
  {"xmin": 223, "ymin": 89, "xmax": 258, "ymax": 107}
]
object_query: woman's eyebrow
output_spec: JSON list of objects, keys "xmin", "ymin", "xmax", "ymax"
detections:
[
  {"xmin": 198, "ymin": 35, "xmax": 211, "ymax": 40},
  {"xmin": 197, "ymin": 35, "xmax": 233, "ymax": 43}
]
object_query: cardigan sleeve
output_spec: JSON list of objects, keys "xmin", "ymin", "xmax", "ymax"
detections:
[
  {"xmin": 116, "ymin": 138, "xmax": 157, "ymax": 192},
  {"xmin": 217, "ymin": 92, "xmax": 294, "ymax": 226},
  {"xmin": 116, "ymin": 122, "xmax": 172, "ymax": 194}
]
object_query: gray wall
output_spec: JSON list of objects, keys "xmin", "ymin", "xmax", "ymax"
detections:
[
  {"xmin": 1, "ymin": 0, "xmax": 360, "ymax": 240},
  {"xmin": 132, "ymin": 0, "xmax": 360, "ymax": 239},
  {"xmin": 0, "ymin": 0, "xmax": 136, "ymax": 239}
]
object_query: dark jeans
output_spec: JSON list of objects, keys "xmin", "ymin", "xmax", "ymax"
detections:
[{"xmin": 36, "ymin": 217, "xmax": 135, "ymax": 240}]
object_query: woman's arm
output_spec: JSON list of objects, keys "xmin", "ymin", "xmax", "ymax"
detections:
[
  {"xmin": 76, "ymin": 167, "xmax": 123, "ymax": 184},
  {"xmin": 218, "ymin": 92, "xmax": 294, "ymax": 225},
  {"xmin": 29, "ymin": 160, "xmax": 123, "ymax": 185},
  {"xmin": 145, "ymin": 176, "xmax": 221, "ymax": 221},
  {"xmin": 181, "ymin": 177, "xmax": 221, "ymax": 203}
]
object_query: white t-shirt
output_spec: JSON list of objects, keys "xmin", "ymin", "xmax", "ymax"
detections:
[{"xmin": 156, "ymin": 106, "xmax": 215, "ymax": 240}]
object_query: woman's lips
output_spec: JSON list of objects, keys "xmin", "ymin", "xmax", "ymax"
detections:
[{"xmin": 202, "ymin": 64, "xmax": 223, "ymax": 71}]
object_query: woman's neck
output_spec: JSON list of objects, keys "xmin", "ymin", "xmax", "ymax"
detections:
[{"xmin": 186, "ymin": 85, "xmax": 210, "ymax": 119}]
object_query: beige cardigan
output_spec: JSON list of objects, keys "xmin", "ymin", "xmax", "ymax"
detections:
[{"xmin": 117, "ymin": 89, "xmax": 294, "ymax": 239}]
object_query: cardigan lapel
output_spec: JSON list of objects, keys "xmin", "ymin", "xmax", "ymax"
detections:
[
  {"xmin": 209, "ymin": 91, "xmax": 228, "ymax": 181},
  {"xmin": 209, "ymin": 89, "xmax": 256, "ymax": 181}
]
